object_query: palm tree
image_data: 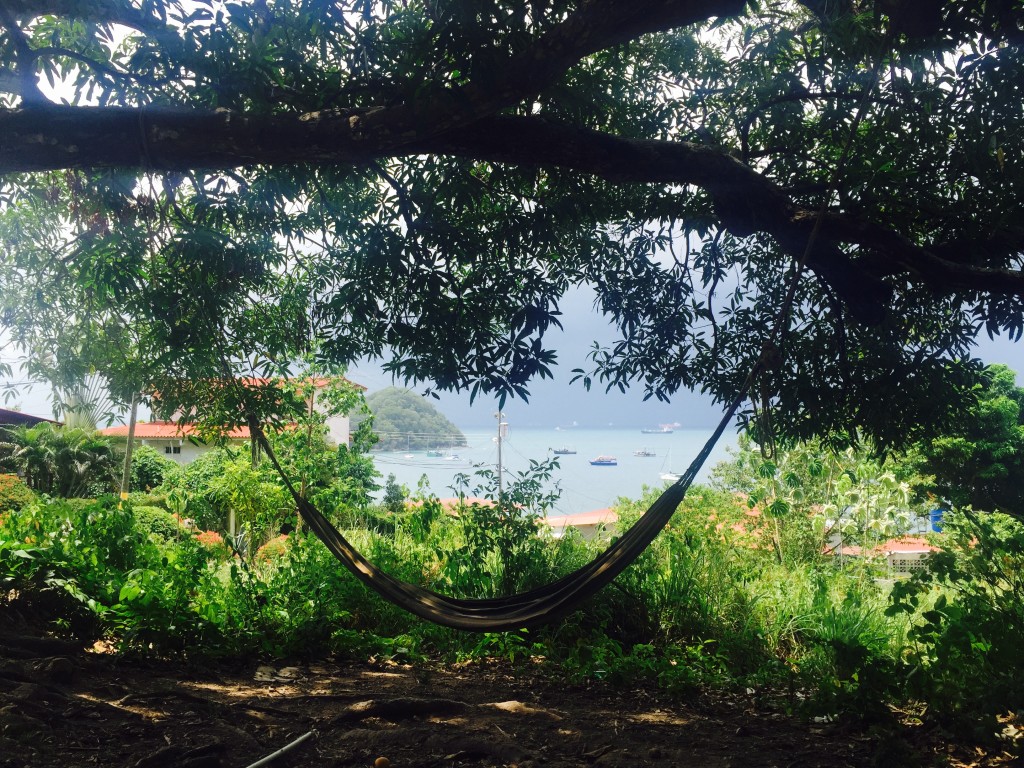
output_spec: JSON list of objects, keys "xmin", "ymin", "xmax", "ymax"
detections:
[
  {"xmin": 0, "ymin": 423, "xmax": 116, "ymax": 497},
  {"xmin": 55, "ymin": 373, "xmax": 118, "ymax": 431}
]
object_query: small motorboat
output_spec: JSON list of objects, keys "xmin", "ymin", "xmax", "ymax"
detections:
[
  {"xmin": 589, "ymin": 455, "xmax": 618, "ymax": 466},
  {"xmin": 426, "ymin": 450, "xmax": 444, "ymax": 457},
  {"xmin": 552, "ymin": 447, "xmax": 577, "ymax": 455},
  {"xmin": 634, "ymin": 448, "xmax": 656, "ymax": 457}
]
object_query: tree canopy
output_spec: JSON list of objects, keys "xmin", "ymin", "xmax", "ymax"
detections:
[
  {"xmin": 1, "ymin": 0, "xmax": 1023, "ymax": 448},
  {"xmin": 908, "ymin": 364, "xmax": 1024, "ymax": 517}
]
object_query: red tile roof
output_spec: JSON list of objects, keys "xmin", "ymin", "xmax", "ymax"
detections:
[
  {"xmin": 826, "ymin": 536, "xmax": 939, "ymax": 558},
  {"xmin": 878, "ymin": 536, "xmax": 939, "ymax": 553},
  {"xmin": 98, "ymin": 421, "xmax": 251, "ymax": 440}
]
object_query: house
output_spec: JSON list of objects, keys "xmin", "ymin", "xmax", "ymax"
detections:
[
  {"xmin": 829, "ymin": 536, "xmax": 940, "ymax": 575},
  {"xmin": 544, "ymin": 508, "xmax": 619, "ymax": 541},
  {"xmin": 98, "ymin": 377, "xmax": 363, "ymax": 464},
  {"xmin": 98, "ymin": 420, "xmax": 252, "ymax": 463}
]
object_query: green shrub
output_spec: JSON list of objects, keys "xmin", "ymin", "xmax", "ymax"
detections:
[
  {"xmin": 889, "ymin": 511, "xmax": 1024, "ymax": 745},
  {"xmin": 128, "ymin": 491, "xmax": 170, "ymax": 510},
  {"xmin": 195, "ymin": 530, "xmax": 232, "ymax": 561},
  {"xmin": 0, "ymin": 473, "xmax": 35, "ymax": 513},
  {"xmin": 129, "ymin": 445, "xmax": 176, "ymax": 491},
  {"xmin": 159, "ymin": 449, "xmax": 236, "ymax": 531},
  {"xmin": 133, "ymin": 505, "xmax": 183, "ymax": 540},
  {"xmin": 255, "ymin": 534, "xmax": 290, "ymax": 564}
]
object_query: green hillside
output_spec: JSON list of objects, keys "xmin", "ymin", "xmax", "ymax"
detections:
[{"xmin": 364, "ymin": 388, "xmax": 466, "ymax": 451}]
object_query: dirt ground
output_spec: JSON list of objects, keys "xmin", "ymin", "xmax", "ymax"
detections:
[{"xmin": 0, "ymin": 623, "xmax": 1015, "ymax": 768}]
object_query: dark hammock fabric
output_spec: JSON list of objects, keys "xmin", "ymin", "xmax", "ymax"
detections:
[{"xmin": 261, "ymin": 394, "xmax": 742, "ymax": 632}]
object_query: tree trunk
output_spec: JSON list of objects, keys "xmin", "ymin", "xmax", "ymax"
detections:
[{"xmin": 118, "ymin": 393, "xmax": 139, "ymax": 504}]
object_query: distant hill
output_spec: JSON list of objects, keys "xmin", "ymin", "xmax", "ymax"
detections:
[{"xmin": 363, "ymin": 388, "xmax": 467, "ymax": 451}]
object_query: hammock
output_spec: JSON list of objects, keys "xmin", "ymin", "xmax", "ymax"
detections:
[{"xmin": 255, "ymin": 392, "xmax": 743, "ymax": 632}]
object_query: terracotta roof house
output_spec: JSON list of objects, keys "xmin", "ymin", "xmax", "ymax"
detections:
[
  {"xmin": 544, "ymin": 508, "xmax": 619, "ymax": 541},
  {"xmin": 98, "ymin": 377, "xmax": 363, "ymax": 464},
  {"xmin": 98, "ymin": 420, "xmax": 253, "ymax": 463},
  {"xmin": 829, "ymin": 535, "xmax": 940, "ymax": 575}
]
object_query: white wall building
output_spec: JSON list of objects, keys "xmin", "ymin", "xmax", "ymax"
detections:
[{"xmin": 99, "ymin": 377, "xmax": 361, "ymax": 464}]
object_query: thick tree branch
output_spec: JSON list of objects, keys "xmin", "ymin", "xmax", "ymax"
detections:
[
  {"xmin": 2, "ymin": 104, "xmax": 1022, "ymax": 314},
  {"xmin": 3, "ymin": 0, "xmax": 746, "ymax": 151},
  {"xmin": 333, "ymin": 0, "xmax": 748, "ymax": 150}
]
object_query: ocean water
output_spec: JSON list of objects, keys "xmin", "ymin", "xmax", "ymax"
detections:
[{"xmin": 371, "ymin": 426, "xmax": 739, "ymax": 515}]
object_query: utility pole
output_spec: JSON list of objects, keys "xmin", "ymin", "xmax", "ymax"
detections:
[{"xmin": 494, "ymin": 411, "xmax": 508, "ymax": 498}]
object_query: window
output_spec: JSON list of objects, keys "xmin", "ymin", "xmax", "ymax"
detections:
[
  {"xmin": 172, "ymin": 446, "xmax": 181, "ymax": 454},
  {"xmin": 164, "ymin": 446, "xmax": 172, "ymax": 455}
]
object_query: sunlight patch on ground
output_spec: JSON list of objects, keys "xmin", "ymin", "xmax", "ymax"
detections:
[
  {"xmin": 74, "ymin": 691, "xmax": 168, "ymax": 721},
  {"xmin": 483, "ymin": 700, "xmax": 564, "ymax": 719},
  {"xmin": 626, "ymin": 710, "xmax": 693, "ymax": 726}
]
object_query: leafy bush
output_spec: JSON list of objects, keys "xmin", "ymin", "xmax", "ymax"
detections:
[
  {"xmin": 442, "ymin": 459, "xmax": 560, "ymax": 597},
  {"xmin": 255, "ymin": 534, "xmax": 290, "ymax": 564},
  {"xmin": 128, "ymin": 445, "xmax": 176, "ymax": 491},
  {"xmin": 889, "ymin": 511, "xmax": 1024, "ymax": 745},
  {"xmin": 0, "ymin": 473, "xmax": 35, "ymax": 513},
  {"xmin": 133, "ymin": 505, "xmax": 183, "ymax": 540},
  {"xmin": 128, "ymin": 491, "xmax": 170, "ymax": 510},
  {"xmin": 382, "ymin": 474, "xmax": 408, "ymax": 516},
  {"xmin": 160, "ymin": 449, "xmax": 237, "ymax": 531},
  {"xmin": 195, "ymin": 530, "xmax": 232, "ymax": 561}
]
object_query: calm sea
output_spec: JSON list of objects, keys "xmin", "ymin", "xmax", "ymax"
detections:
[{"xmin": 371, "ymin": 427, "xmax": 738, "ymax": 515}]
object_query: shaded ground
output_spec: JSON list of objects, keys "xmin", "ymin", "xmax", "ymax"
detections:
[{"xmin": 0, "ymin": 625, "xmax": 1013, "ymax": 768}]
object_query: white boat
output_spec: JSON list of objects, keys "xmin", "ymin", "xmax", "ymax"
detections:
[
  {"xmin": 659, "ymin": 449, "xmax": 681, "ymax": 481},
  {"xmin": 634, "ymin": 448, "xmax": 656, "ymax": 457},
  {"xmin": 641, "ymin": 425, "xmax": 674, "ymax": 434},
  {"xmin": 589, "ymin": 455, "xmax": 618, "ymax": 466}
]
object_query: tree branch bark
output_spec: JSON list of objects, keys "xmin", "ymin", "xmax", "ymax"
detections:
[{"xmin": 2, "ymin": 104, "xmax": 1022, "ymax": 314}]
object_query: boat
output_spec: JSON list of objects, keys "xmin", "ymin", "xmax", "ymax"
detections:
[
  {"xmin": 659, "ymin": 449, "xmax": 681, "ymax": 481},
  {"xmin": 634, "ymin": 448, "xmax": 656, "ymax": 457},
  {"xmin": 641, "ymin": 425, "xmax": 674, "ymax": 434},
  {"xmin": 552, "ymin": 447, "xmax": 577, "ymax": 455},
  {"xmin": 444, "ymin": 453, "xmax": 461, "ymax": 461},
  {"xmin": 589, "ymin": 455, "xmax": 618, "ymax": 466},
  {"xmin": 426, "ymin": 449, "xmax": 444, "ymax": 458}
]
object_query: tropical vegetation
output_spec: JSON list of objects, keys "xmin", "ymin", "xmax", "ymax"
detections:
[
  {"xmin": 2, "ymin": 391, "xmax": 1024, "ymax": 753},
  {"xmin": 1, "ymin": 0, "xmax": 1024, "ymax": 757}
]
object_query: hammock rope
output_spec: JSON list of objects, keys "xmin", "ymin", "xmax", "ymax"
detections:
[{"xmin": 247, "ymin": 381, "xmax": 746, "ymax": 632}]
